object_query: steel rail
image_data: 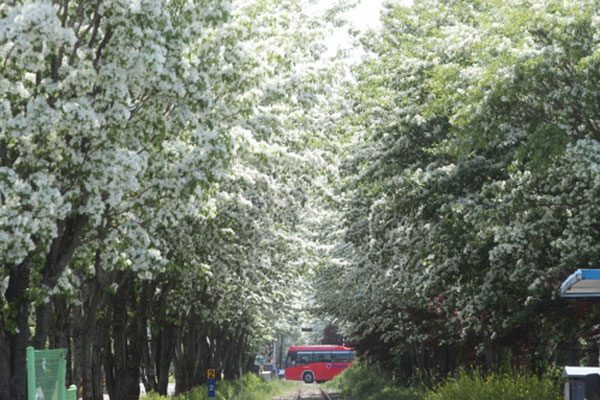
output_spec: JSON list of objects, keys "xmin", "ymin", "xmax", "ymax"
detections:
[
  {"xmin": 295, "ymin": 385, "xmax": 334, "ymax": 400},
  {"xmin": 319, "ymin": 387, "xmax": 332, "ymax": 400}
]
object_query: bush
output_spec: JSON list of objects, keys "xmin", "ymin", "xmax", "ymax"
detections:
[
  {"xmin": 326, "ymin": 364, "xmax": 423, "ymax": 400},
  {"xmin": 326, "ymin": 363, "xmax": 562, "ymax": 400},
  {"xmin": 424, "ymin": 371, "xmax": 562, "ymax": 400}
]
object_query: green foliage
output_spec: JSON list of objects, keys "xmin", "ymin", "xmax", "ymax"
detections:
[
  {"xmin": 144, "ymin": 375, "xmax": 295, "ymax": 400},
  {"xmin": 326, "ymin": 364, "xmax": 424, "ymax": 400},
  {"xmin": 327, "ymin": 364, "xmax": 561, "ymax": 400},
  {"xmin": 317, "ymin": 0, "xmax": 600, "ymax": 383},
  {"xmin": 518, "ymin": 123, "xmax": 571, "ymax": 174},
  {"xmin": 424, "ymin": 371, "xmax": 561, "ymax": 400}
]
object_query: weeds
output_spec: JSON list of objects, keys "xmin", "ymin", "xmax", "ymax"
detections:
[
  {"xmin": 325, "ymin": 363, "xmax": 562, "ymax": 400},
  {"xmin": 144, "ymin": 374, "xmax": 295, "ymax": 400}
]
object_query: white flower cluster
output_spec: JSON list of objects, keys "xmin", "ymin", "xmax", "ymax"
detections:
[{"xmin": 0, "ymin": 168, "xmax": 69, "ymax": 265}]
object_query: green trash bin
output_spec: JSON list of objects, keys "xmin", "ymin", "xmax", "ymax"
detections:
[{"xmin": 27, "ymin": 346, "xmax": 75, "ymax": 400}]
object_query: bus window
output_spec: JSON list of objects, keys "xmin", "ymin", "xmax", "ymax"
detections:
[
  {"xmin": 331, "ymin": 351, "xmax": 354, "ymax": 363},
  {"xmin": 286, "ymin": 351, "xmax": 297, "ymax": 367},
  {"xmin": 314, "ymin": 352, "xmax": 332, "ymax": 362},
  {"xmin": 297, "ymin": 352, "xmax": 313, "ymax": 364}
]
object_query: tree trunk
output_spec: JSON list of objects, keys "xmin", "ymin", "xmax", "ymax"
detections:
[
  {"xmin": 72, "ymin": 327, "xmax": 106, "ymax": 400},
  {"xmin": 107, "ymin": 273, "xmax": 137, "ymax": 400},
  {"xmin": 238, "ymin": 332, "xmax": 247, "ymax": 379},
  {"xmin": 92, "ymin": 326, "xmax": 107, "ymax": 400},
  {"xmin": 71, "ymin": 244, "xmax": 114, "ymax": 400},
  {"xmin": 483, "ymin": 334, "xmax": 497, "ymax": 371},
  {"xmin": 0, "ymin": 326, "xmax": 9, "ymax": 400},
  {"xmin": 135, "ymin": 282, "xmax": 152, "ymax": 396},
  {"xmin": 34, "ymin": 214, "xmax": 88, "ymax": 348},
  {"xmin": 0, "ymin": 260, "xmax": 31, "ymax": 400},
  {"xmin": 175, "ymin": 314, "xmax": 208, "ymax": 394},
  {"xmin": 49, "ymin": 296, "xmax": 70, "ymax": 348},
  {"xmin": 155, "ymin": 324, "xmax": 178, "ymax": 395},
  {"xmin": 174, "ymin": 329, "xmax": 193, "ymax": 395},
  {"xmin": 80, "ymin": 326, "xmax": 98, "ymax": 400},
  {"xmin": 0, "ymin": 214, "xmax": 88, "ymax": 400},
  {"xmin": 141, "ymin": 332, "xmax": 156, "ymax": 394},
  {"xmin": 91, "ymin": 359, "xmax": 103, "ymax": 400},
  {"xmin": 33, "ymin": 303, "xmax": 51, "ymax": 349},
  {"xmin": 149, "ymin": 278, "xmax": 178, "ymax": 395},
  {"xmin": 79, "ymin": 301, "xmax": 108, "ymax": 400},
  {"xmin": 105, "ymin": 272, "xmax": 150, "ymax": 400}
]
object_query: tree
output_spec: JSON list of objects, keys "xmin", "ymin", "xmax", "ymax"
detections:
[
  {"xmin": 318, "ymin": 0, "xmax": 600, "ymax": 381},
  {"xmin": 1, "ymin": 0, "xmax": 343, "ymax": 398},
  {"xmin": 0, "ymin": 1, "xmax": 233, "ymax": 398}
]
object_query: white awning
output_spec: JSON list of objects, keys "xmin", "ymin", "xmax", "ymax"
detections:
[{"xmin": 563, "ymin": 366, "xmax": 600, "ymax": 378}]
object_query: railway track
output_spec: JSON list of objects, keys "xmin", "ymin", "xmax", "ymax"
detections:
[
  {"xmin": 319, "ymin": 387, "xmax": 333, "ymax": 400},
  {"xmin": 294, "ymin": 385, "xmax": 339, "ymax": 400}
]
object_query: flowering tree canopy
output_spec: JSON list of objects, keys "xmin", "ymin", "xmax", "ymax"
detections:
[
  {"xmin": 317, "ymin": 0, "xmax": 600, "ymax": 380},
  {"xmin": 0, "ymin": 0, "xmax": 338, "ymax": 398}
]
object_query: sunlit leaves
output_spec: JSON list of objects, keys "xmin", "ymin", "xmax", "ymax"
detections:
[{"xmin": 319, "ymin": 0, "xmax": 600, "ymax": 378}]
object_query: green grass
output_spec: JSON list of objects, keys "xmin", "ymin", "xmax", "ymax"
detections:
[
  {"xmin": 151, "ymin": 366, "xmax": 562, "ymax": 400},
  {"xmin": 325, "ymin": 364, "xmax": 562, "ymax": 400},
  {"xmin": 324, "ymin": 364, "xmax": 424, "ymax": 400},
  {"xmin": 145, "ymin": 374, "xmax": 296, "ymax": 400},
  {"xmin": 424, "ymin": 370, "xmax": 562, "ymax": 400}
]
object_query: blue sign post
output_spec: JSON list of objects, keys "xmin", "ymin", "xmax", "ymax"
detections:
[{"xmin": 207, "ymin": 369, "xmax": 216, "ymax": 398}]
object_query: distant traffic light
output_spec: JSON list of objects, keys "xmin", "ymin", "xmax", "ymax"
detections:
[{"xmin": 301, "ymin": 327, "xmax": 313, "ymax": 332}]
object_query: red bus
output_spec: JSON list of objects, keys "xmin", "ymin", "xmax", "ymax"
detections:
[{"xmin": 284, "ymin": 345, "xmax": 354, "ymax": 383}]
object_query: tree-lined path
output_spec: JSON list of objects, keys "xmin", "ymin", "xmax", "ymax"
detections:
[{"xmin": 2, "ymin": 0, "xmax": 600, "ymax": 399}]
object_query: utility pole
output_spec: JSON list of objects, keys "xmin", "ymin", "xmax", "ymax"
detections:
[{"xmin": 278, "ymin": 333, "xmax": 284, "ymax": 371}]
